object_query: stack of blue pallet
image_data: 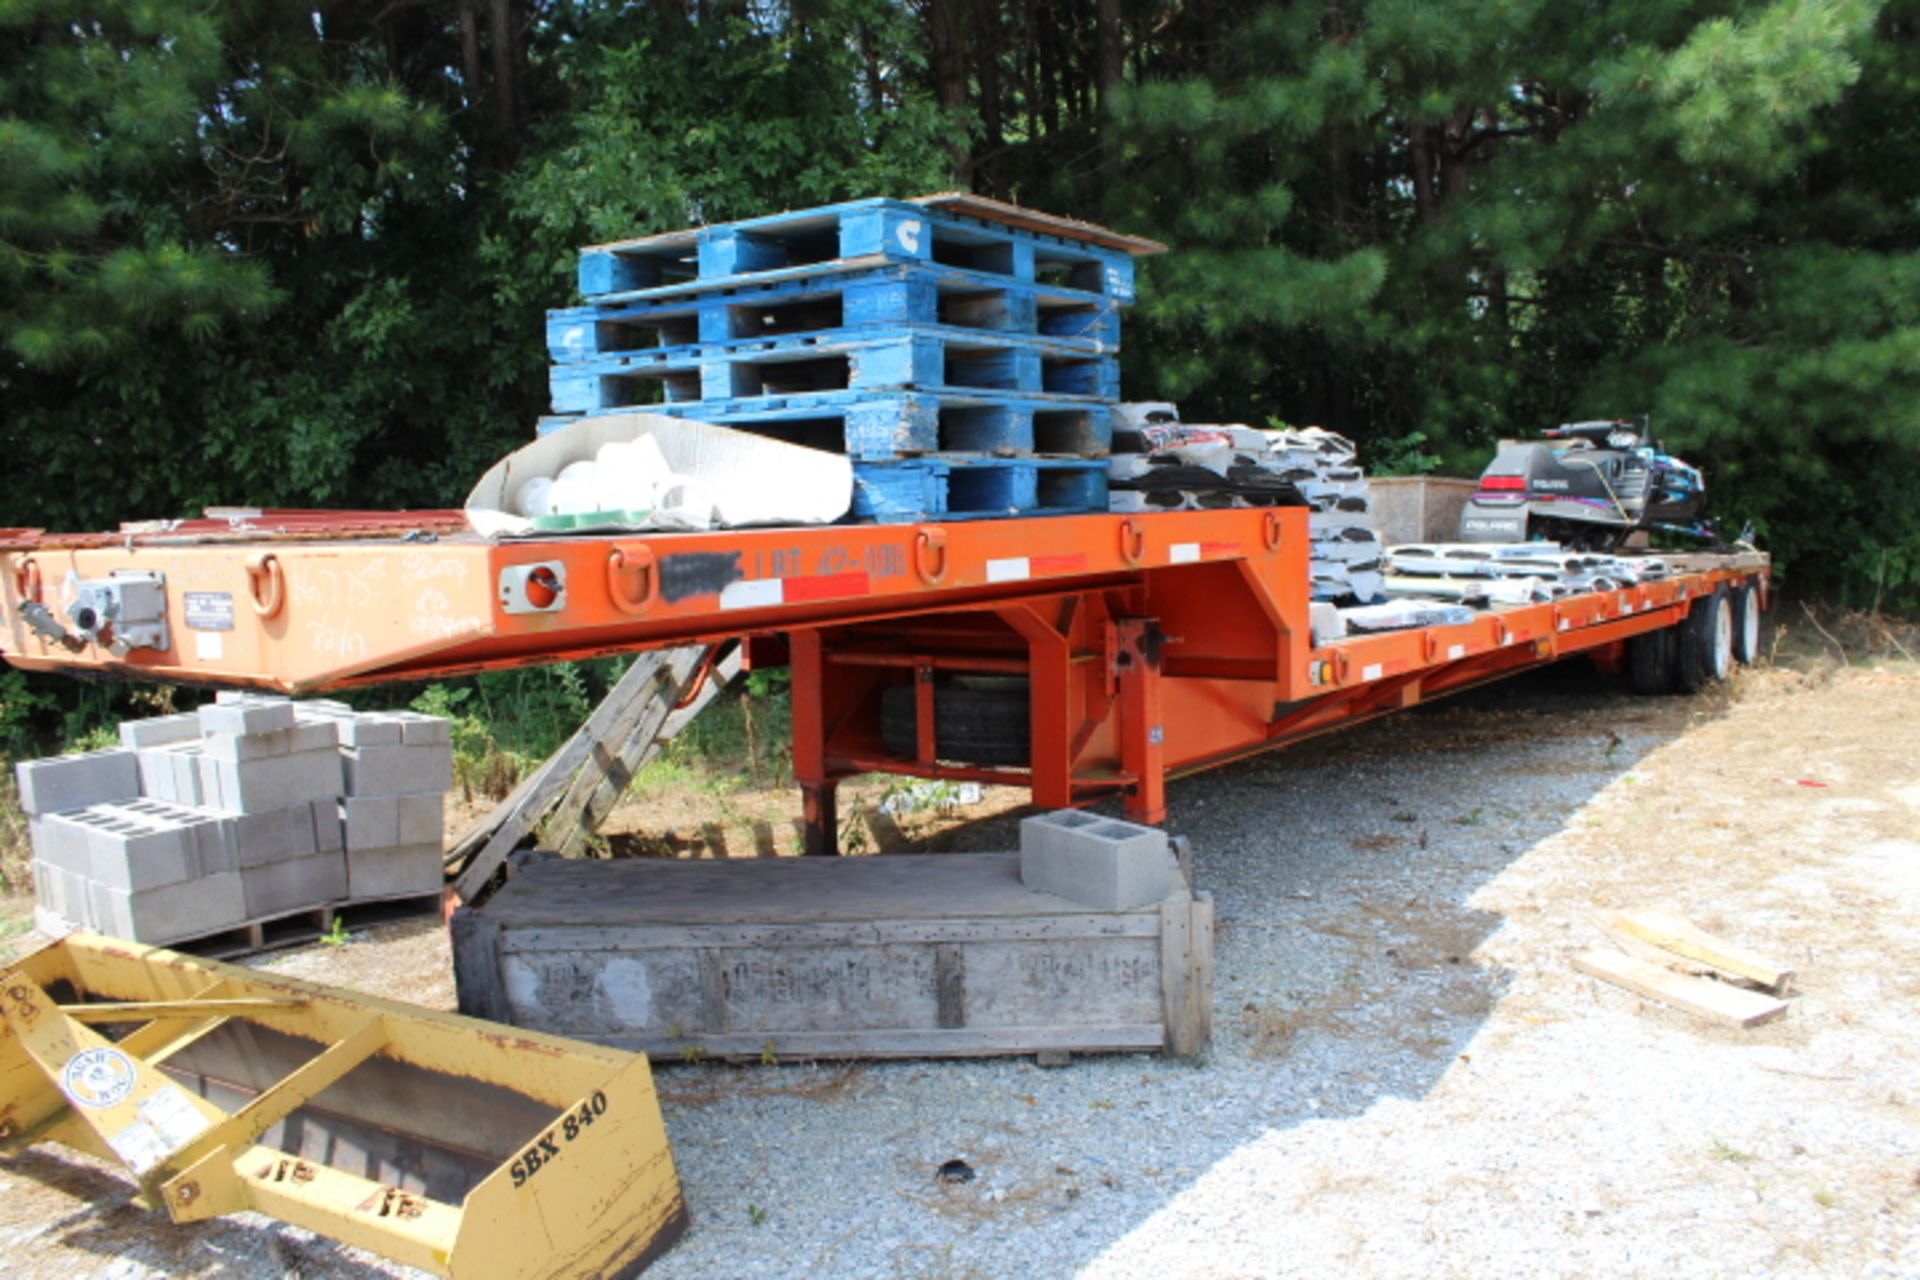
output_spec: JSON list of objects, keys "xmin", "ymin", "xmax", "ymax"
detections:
[{"xmin": 540, "ymin": 195, "xmax": 1160, "ymax": 523}]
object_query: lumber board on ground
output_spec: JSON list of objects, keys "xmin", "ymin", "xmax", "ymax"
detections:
[
  {"xmin": 1573, "ymin": 949, "xmax": 1788, "ymax": 1028},
  {"xmin": 1596, "ymin": 908, "xmax": 1795, "ymax": 993}
]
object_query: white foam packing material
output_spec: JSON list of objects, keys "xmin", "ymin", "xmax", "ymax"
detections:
[{"xmin": 466, "ymin": 411, "xmax": 852, "ymax": 535}]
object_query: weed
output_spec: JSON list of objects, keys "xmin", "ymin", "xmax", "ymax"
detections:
[
  {"xmin": 760, "ymin": 1041, "xmax": 779, "ymax": 1066},
  {"xmin": 319, "ymin": 917, "xmax": 351, "ymax": 947},
  {"xmin": 1711, "ymin": 1138, "xmax": 1757, "ymax": 1165},
  {"xmin": 679, "ymin": 1044, "xmax": 706, "ymax": 1063},
  {"xmin": 0, "ymin": 772, "xmax": 31, "ymax": 897},
  {"xmin": 1452, "ymin": 806, "xmax": 1485, "ymax": 826},
  {"xmin": 747, "ymin": 1204, "xmax": 769, "ymax": 1227},
  {"xmin": 1812, "ymin": 1187, "xmax": 1838, "ymax": 1208}
]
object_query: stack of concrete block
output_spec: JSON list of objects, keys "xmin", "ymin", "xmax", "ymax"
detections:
[
  {"xmin": 330, "ymin": 710, "xmax": 451, "ymax": 900},
  {"xmin": 20, "ymin": 695, "xmax": 452, "ymax": 945},
  {"xmin": 20, "ymin": 751, "xmax": 246, "ymax": 942},
  {"xmin": 1017, "ymin": 810, "xmax": 1179, "ymax": 911}
]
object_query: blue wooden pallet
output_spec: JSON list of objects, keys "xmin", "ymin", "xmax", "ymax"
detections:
[
  {"xmin": 548, "ymin": 261, "xmax": 1122, "ymax": 364},
  {"xmin": 538, "ymin": 389, "xmax": 1113, "ymax": 460},
  {"xmin": 578, "ymin": 198, "xmax": 1138, "ymax": 303},
  {"xmin": 549, "ymin": 326, "xmax": 1122, "ymax": 414},
  {"xmin": 851, "ymin": 456, "xmax": 1109, "ymax": 523}
]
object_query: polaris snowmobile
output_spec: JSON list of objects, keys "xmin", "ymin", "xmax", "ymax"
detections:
[{"xmin": 1458, "ymin": 419, "xmax": 1713, "ymax": 551}]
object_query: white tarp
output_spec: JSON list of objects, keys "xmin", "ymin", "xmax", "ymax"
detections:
[{"xmin": 464, "ymin": 412, "xmax": 852, "ymax": 537}]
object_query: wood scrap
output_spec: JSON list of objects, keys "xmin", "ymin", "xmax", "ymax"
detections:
[
  {"xmin": 1595, "ymin": 908, "xmax": 1795, "ymax": 994},
  {"xmin": 1572, "ymin": 949, "xmax": 1788, "ymax": 1028}
]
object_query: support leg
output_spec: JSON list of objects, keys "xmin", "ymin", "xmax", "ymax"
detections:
[
  {"xmin": 802, "ymin": 780, "xmax": 839, "ymax": 857},
  {"xmin": 1116, "ymin": 618, "xmax": 1167, "ymax": 826}
]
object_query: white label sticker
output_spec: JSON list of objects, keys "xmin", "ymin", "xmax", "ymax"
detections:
[
  {"xmin": 985, "ymin": 558, "xmax": 1031, "ymax": 583},
  {"xmin": 62, "ymin": 1046, "xmax": 137, "ymax": 1109},
  {"xmin": 139, "ymin": 1084, "xmax": 210, "ymax": 1151},
  {"xmin": 1361, "ymin": 663, "xmax": 1384, "ymax": 682},
  {"xmin": 1169, "ymin": 543, "xmax": 1201, "ymax": 564},
  {"xmin": 194, "ymin": 631, "xmax": 225, "ymax": 660},
  {"xmin": 107, "ymin": 1119, "xmax": 170, "ymax": 1175},
  {"xmin": 1447, "ymin": 644, "xmax": 1467, "ymax": 660}
]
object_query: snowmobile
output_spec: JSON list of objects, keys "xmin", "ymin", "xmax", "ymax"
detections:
[{"xmin": 1458, "ymin": 419, "xmax": 1713, "ymax": 551}]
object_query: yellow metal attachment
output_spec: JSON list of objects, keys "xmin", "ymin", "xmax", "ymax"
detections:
[{"xmin": 1, "ymin": 932, "xmax": 688, "ymax": 1278}]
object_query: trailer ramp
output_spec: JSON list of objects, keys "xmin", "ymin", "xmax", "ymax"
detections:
[{"xmin": 0, "ymin": 932, "xmax": 688, "ymax": 1277}]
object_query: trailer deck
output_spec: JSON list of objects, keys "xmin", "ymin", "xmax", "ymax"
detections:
[{"xmin": 0, "ymin": 508, "xmax": 1768, "ymax": 855}]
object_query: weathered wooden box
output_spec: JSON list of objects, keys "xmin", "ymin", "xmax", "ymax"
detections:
[{"xmin": 452, "ymin": 852, "xmax": 1212, "ymax": 1060}]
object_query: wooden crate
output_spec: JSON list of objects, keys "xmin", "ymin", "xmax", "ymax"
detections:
[{"xmin": 452, "ymin": 852, "xmax": 1212, "ymax": 1061}]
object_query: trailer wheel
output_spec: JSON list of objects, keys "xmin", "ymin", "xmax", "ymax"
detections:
[
  {"xmin": 1674, "ymin": 590, "xmax": 1734, "ymax": 693},
  {"xmin": 1731, "ymin": 583, "xmax": 1762, "ymax": 665},
  {"xmin": 1627, "ymin": 624, "xmax": 1677, "ymax": 695},
  {"xmin": 880, "ymin": 681, "xmax": 1031, "ymax": 767}
]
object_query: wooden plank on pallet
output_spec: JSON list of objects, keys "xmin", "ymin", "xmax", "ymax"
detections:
[
  {"xmin": 548, "ymin": 645, "xmax": 743, "ymax": 859},
  {"xmin": 449, "ymin": 645, "xmax": 712, "ymax": 903},
  {"xmin": 1572, "ymin": 949, "xmax": 1788, "ymax": 1028},
  {"xmin": 1596, "ymin": 909, "xmax": 1795, "ymax": 994}
]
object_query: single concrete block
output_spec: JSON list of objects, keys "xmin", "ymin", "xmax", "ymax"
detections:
[
  {"xmin": 225, "ymin": 804, "xmax": 320, "ymax": 868},
  {"xmin": 335, "ymin": 714, "xmax": 406, "ymax": 747},
  {"xmin": 293, "ymin": 698, "xmax": 355, "ymax": 720},
  {"xmin": 346, "ymin": 843, "xmax": 443, "ymax": 899},
  {"xmin": 342, "ymin": 744, "xmax": 452, "ymax": 798},
  {"xmin": 119, "ymin": 713, "xmax": 202, "ymax": 751},
  {"xmin": 172, "ymin": 746, "xmax": 206, "ymax": 807},
  {"xmin": 311, "ymin": 798, "xmax": 345, "ymax": 853},
  {"xmin": 32, "ymin": 812, "xmax": 98, "ymax": 875},
  {"xmin": 201, "ymin": 748, "xmax": 343, "ymax": 814},
  {"xmin": 201, "ymin": 720, "xmax": 337, "ymax": 762},
  {"xmin": 396, "ymin": 794, "xmax": 445, "ymax": 847},
  {"xmin": 342, "ymin": 796, "xmax": 400, "ymax": 850},
  {"xmin": 90, "ymin": 872, "xmax": 248, "ymax": 944},
  {"xmin": 1018, "ymin": 810, "xmax": 1176, "ymax": 911},
  {"xmin": 197, "ymin": 697, "xmax": 297, "ymax": 737},
  {"xmin": 395, "ymin": 712, "xmax": 452, "ymax": 747},
  {"xmin": 32, "ymin": 859, "xmax": 69, "ymax": 919},
  {"xmin": 15, "ymin": 749, "xmax": 141, "ymax": 816},
  {"xmin": 242, "ymin": 851, "xmax": 347, "ymax": 918},
  {"xmin": 79, "ymin": 800, "xmax": 224, "ymax": 892}
]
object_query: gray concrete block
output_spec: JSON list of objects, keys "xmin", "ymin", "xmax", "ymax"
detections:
[
  {"xmin": 242, "ymin": 851, "xmax": 347, "ymax": 917},
  {"xmin": 75, "ymin": 800, "xmax": 215, "ymax": 891},
  {"xmin": 119, "ymin": 713, "xmax": 202, "ymax": 750},
  {"xmin": 197, "ymin": 697, "xmax": 297, "ymax": 737},
  {"xmin": 395, "ymin": 712, "xmax": 452, "ymax": 747},
  {"xmin": 32, "ymin": 859, "xmax": 69, "ymax": 919},
  {"xmin": 89, "ymin": 872, "xmax": 247, "ymax": 944},
  {"xmin": 1018, "ymin": 810, "xmax": 1176, "ymax": 911},
  {"xmin": 224, "ymin": 804, "xmax": 319, "ymax": 868},
  {"xmin": 396, "ymin": 794, "xmax": 445, "ymax": 847},
  {"xmin": 32, "ymin": 812, "xmax": 98, "ymax": 875},
  {"xmin": 15, "ymin": 749, "xmax": 140, "ymax": 816},
  {"xmin": 293, "ymin": 698, "xmax": 355, "ymax": 721},
  {"xmin": 172, "ymin": 746, "xmax": 206, "ymax": 807},
  {"xmin": 346, "ymin": 843, "xmax": 443, "ymax": 899},
  {"xmin": 342, "ymin": 796, "xmax": 399, "ymax": 850},
  {"xmin": 335, "ymin": 713, "xmax": 405, "ymax": 747},
  {"xmin": 200, "ymin": 719, "xmax": 338, "ymax": 762},
  {"xmin": 311, "ymin": 798, "xmax": 345, "ymax": 853},
  {"xmin": 200, "ymin": 748, "xmax": 342, "ymax": 813},
  {"xmin": 342, "ymin": 744, "xmax": 452, "ymax": 798}
]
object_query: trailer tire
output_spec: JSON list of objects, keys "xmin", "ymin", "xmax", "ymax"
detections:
[
  {"xmin": 880, "ymin": 682, "xmax": 1031, "ymax": 767},
  {"xmin": 1731, "ymin": 583, "xmax": 1762, "ymax": 665},
  {"xmin": 1674, "ymin": 590, "xmax": 1734, "ymax": 693},
  {"xmin": 1627, "ymin": 624, "xmax": 1677, "ymax": 695}
]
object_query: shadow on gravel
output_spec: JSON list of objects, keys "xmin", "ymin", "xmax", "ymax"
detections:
[{"xmin": 0, "ymin": 1147, "xmax": 399, "ymax": 1279}]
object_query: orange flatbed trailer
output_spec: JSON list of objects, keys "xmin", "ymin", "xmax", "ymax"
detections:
[{"xmin": 0, "ymin": 508, "xmax": 1769, "ymax": 854}]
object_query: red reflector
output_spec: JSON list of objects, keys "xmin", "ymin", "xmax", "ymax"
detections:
[{"xmin": 1479, "ymin": 475, "xmax": 1526, "ymax": 491}]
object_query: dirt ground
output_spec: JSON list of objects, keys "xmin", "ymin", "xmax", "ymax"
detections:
[{"xmin": 1, "ymin": 650, "xmax": 1917, "ymax": 1277}]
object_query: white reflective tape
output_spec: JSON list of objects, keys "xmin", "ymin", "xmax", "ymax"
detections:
[
  {"xmin": 194, "ymin": 631, "xmax": 224, "ymax": 660},
  {"xmin": 986, "ymin": 558, "xmax": 1031, "ymax": 583},
  {"xmin": 1170, "ymin": 542, "xmax": 1202, "ymax": 564},
  {"xmin": 1447, "ymin": 644, "xmax": 1466, "ymax": 660},
  {"xmin": 1361, "ymin": 663, "xmax": 1384, "ymax": 682},
  {"xmin": 720, "ymin": 579, "xmax": 785, "ymax": 610},
  {"xmin": 1558, "ymin": 619, "xmax": 1570, "ymax": 632}
]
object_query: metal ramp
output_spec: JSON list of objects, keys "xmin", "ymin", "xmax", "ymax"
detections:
[{"xmin": 1, "ymin": 932, "xmax": 688, "ymax": 1278}]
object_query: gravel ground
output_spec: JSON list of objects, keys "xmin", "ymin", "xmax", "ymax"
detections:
[{"xmin": 3, "ymin": 659, "xmax": 1917, "ymax": 1278}]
